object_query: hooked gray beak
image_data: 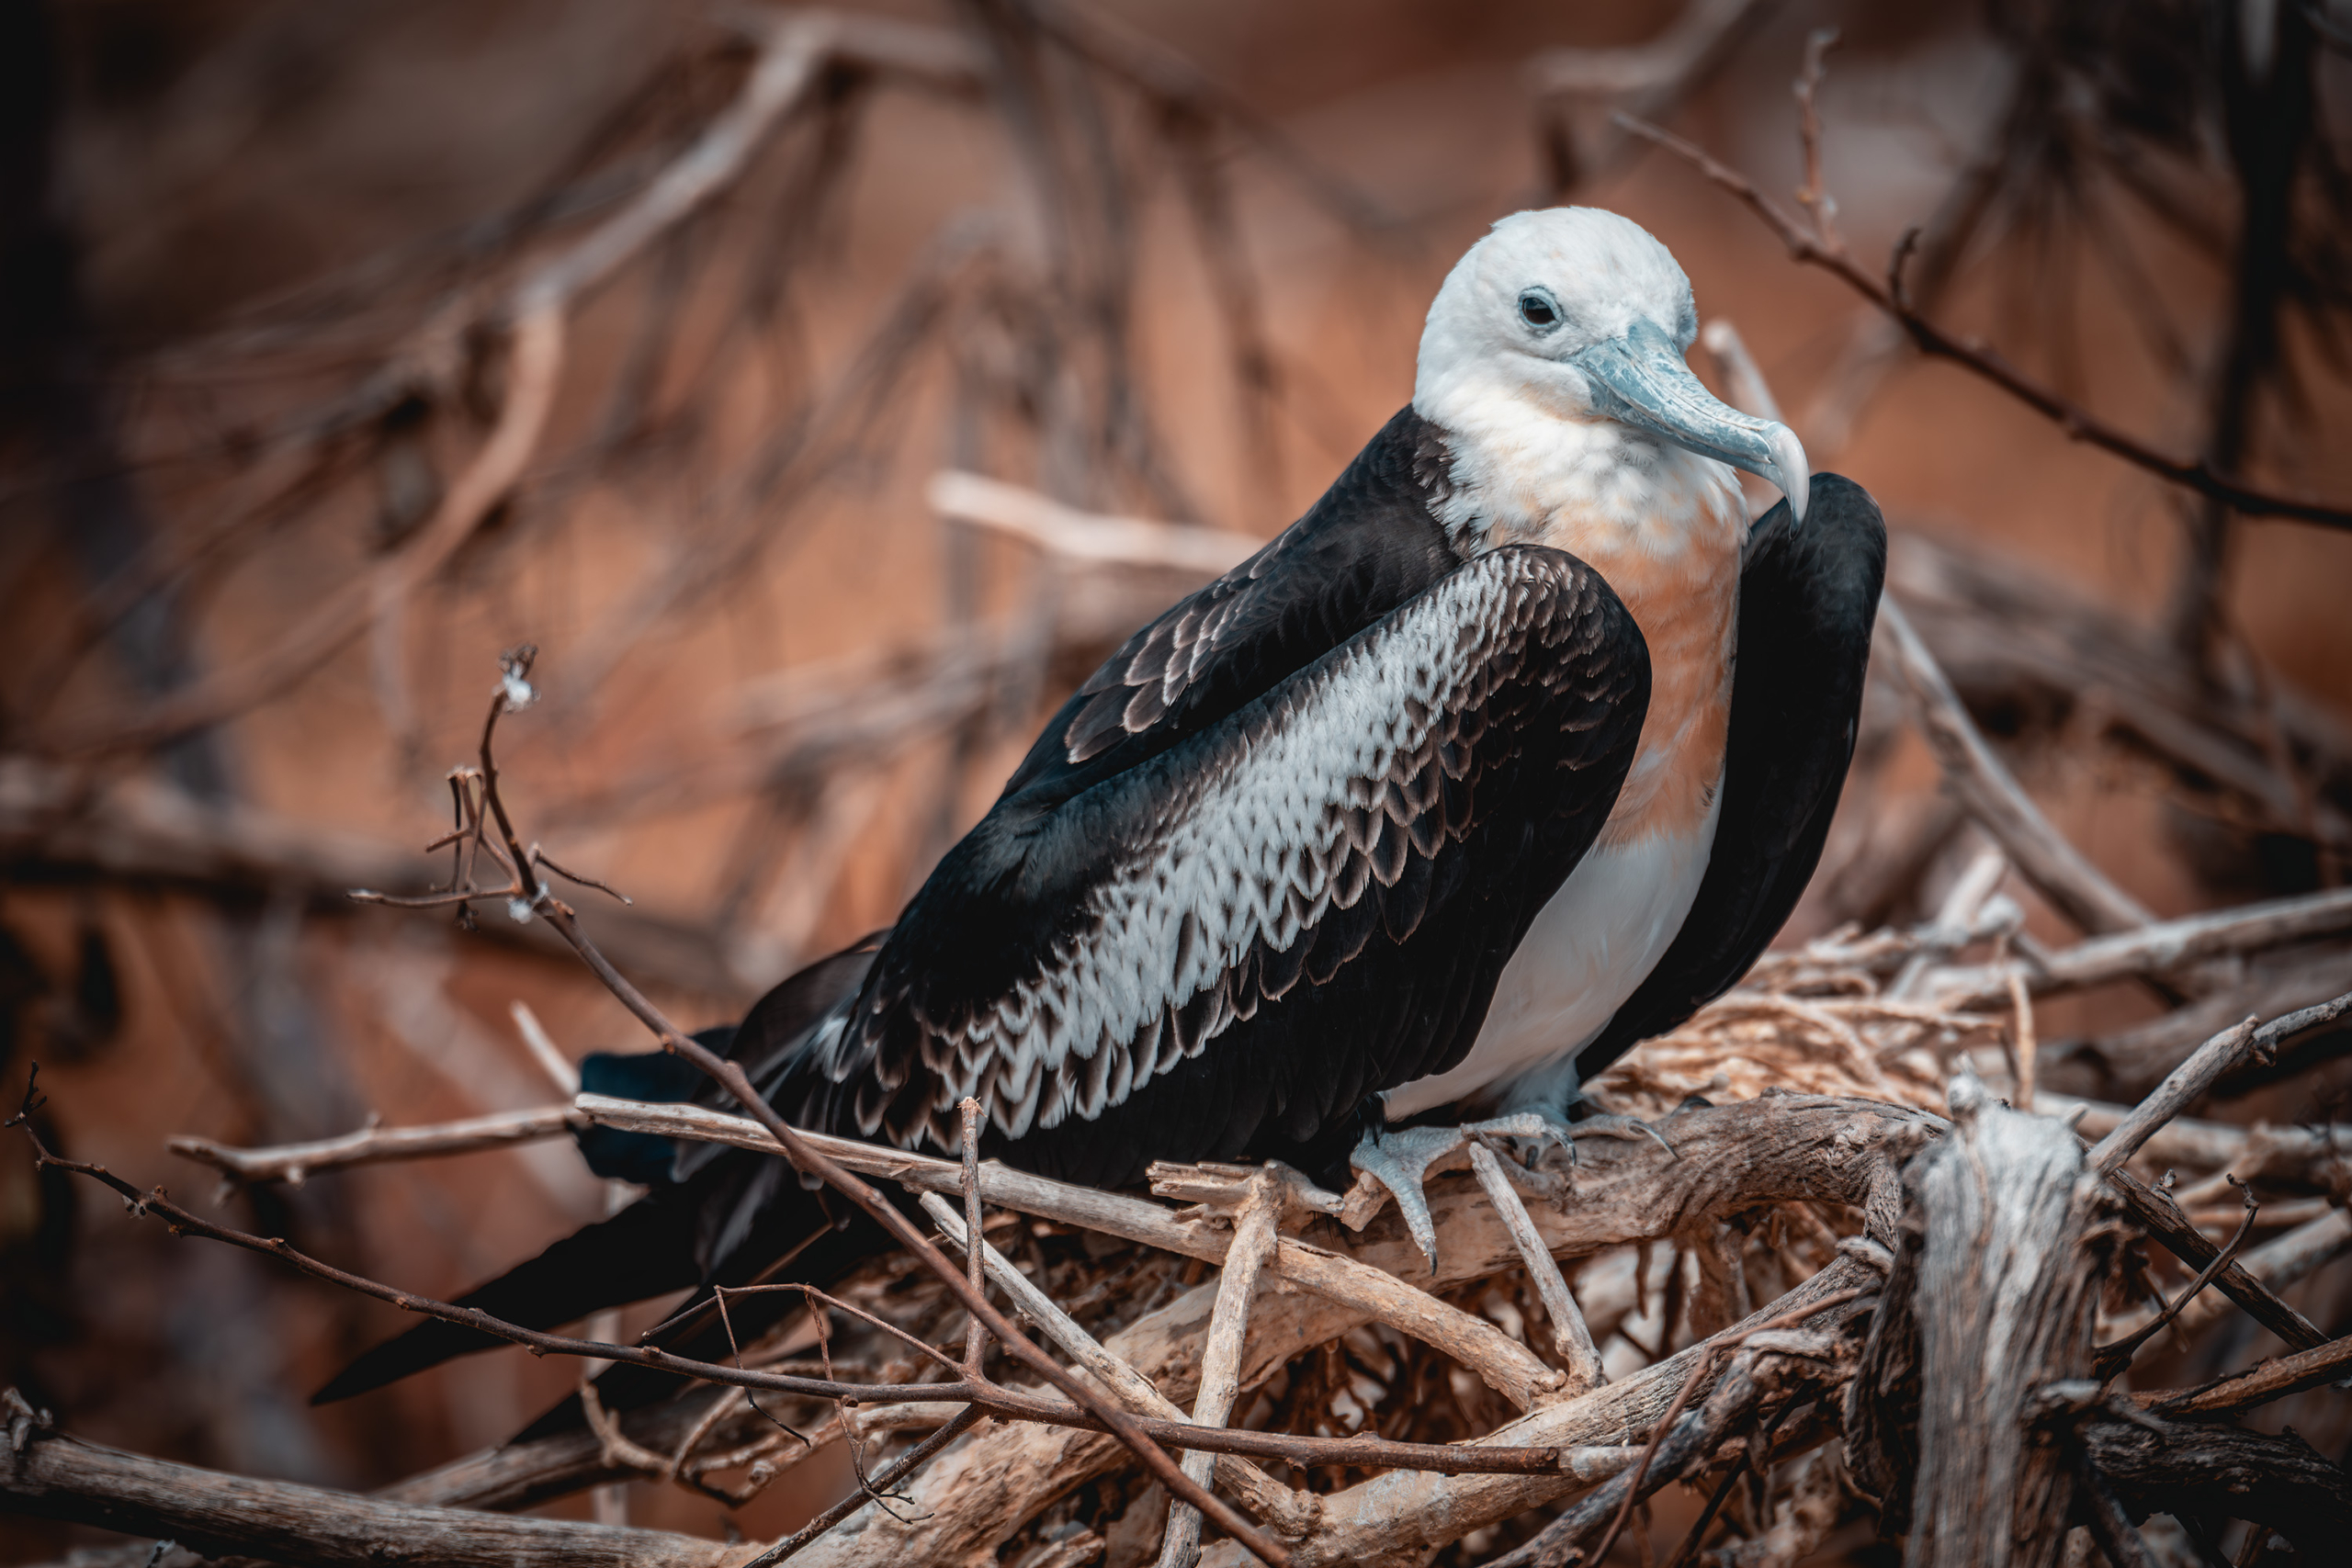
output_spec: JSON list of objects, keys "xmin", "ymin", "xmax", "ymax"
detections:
[{"xmin": 1570, "ymin": 318, "xmax": 1810, "ymax": 523}]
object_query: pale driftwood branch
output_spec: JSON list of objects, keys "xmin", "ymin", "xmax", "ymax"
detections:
[
  {"xmin": 1870, "ymin": 1071, "xmax": 2117, "ymax": 1566},
  {"xmin": 1923, "ymin": 884, "xmax": 2352, "ymax": 1009},
  {"xmin": 2086, "ymin": 1018, "xmax": 2262, "ymax": 1178},
  {"xmin": 2086, "ymin": 992, "xmax": 2351, "ymax": 1178},
  {"xmin": 167, "ymin": 1105, "xmax": 581, "ymax": 1186},
  {"xmin": 1201, "ymin": 1258, "xmax": 1883, "ymax": 1568},
  {"xmin": 1159, "ymin": 1168, "xmax": 1283, "ymax": 1568},
  {"xmin": 0, "ymin": 1416, "xmax": 754, "ymax": 1568},
  {"xmin": 509, "ymin": 1001, "xmax": 581, "ymax": 1096},
  {"xmin": 1888, "ymin": 842, "xmax": 2009, "ymax": 999},
  {"xmin": 1879, "ymin": 598, "xmax": 2154, "ymax": 937},
  {"xmin": 2030, "ymin": 1091, "xmax": 2352, "ymax": 1181},
  {"xmin": 1468, "ymin": 1141, "xmax": 1605, "ymax": 1391},
  {"xmin": 928, "ymin": 469, "xmax": 1254, "ymax": 576},
  {"xmin": 579, "ymin": 1092, "xmax": 1565, "ymax": 1410},
  {"xmin": 919, "ymin": 1191, "xmax": 1318, "ymax": 1539},
  {"xmin": 786, "ymin": 1098, "xmax": 1928, "ymax": 1568},
  {"xmin": 2064, "ymin": 945, "xmax": 2352, "ymax": 1099}
]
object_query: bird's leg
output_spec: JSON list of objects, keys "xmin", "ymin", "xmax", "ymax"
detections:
[{"xmin": 1514, "ymin": 1058, "xmax": 1677, "ymax": 1162}]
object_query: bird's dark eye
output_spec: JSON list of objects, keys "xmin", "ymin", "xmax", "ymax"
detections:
[{"xmin": 1517, "ymin": 289, "xmax": 1561, "ymax": 332}]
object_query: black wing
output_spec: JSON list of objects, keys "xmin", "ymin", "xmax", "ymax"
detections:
[
  {"xmin": 1573, "ymin": 472, "xmax": 1887, "ymax": 1085},
  {"xmin": 777, "ymin": 541, "xmax": 1648, "ymax": 1189},
  {"xmin": 1005, "ymin": 406, "xmax": 1466, "ymax": 807},
  {"xmin": 682, "ymin": 408, "xmax": 1461, "ymax": 1167}
]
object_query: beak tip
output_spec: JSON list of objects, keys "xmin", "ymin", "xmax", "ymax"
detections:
[{"xmin": 1768, "ymin": 424, "xmax": 1811, "ymax": 526}]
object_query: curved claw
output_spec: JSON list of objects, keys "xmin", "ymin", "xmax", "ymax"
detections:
[
  {"xmin": 1569, "ymin": 1111, "xmax": 1677, "ymax": 1158},
  {"xmin": 1351, "ymin": 1112, "xmax": 1584, "ymax": 1271},
  {"xmin": 1348, "ymin": 1124, "xmax": 1466, "ymax": 1272}
]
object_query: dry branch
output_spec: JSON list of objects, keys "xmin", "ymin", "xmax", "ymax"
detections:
[
  {"xmin": 582, "ymin": 1093, "xmax": 1562, "ymax": 1409},
  {"xmin": 1885, "ymin": 531, "xmax": 2352, "ymax": 850},
  {"xmin": 2080, "ymin": 1402, "xmax": 2352, "ymax": 1555},
  {"xmin": 1468, "ymin": 1142, "xmax": 1606, "ymax": 1391},
  {"xmin": 1900, "ymin": 1074, "xmax": 2115, "ymax": 1565},
  {"xmin": 48, "ymin": 10, "xmax": 992, "ymax": 760},
  {"xmin": 2146, "ymin": 1330, "xmax": 2352, "ymax": 1416},
  {"xmin": 167, "ymin": 1105, "xmax": 580, "ymax": 1186},
  {"xmin": 2030, "ymin": 1093, "xmax": 2352, "ymax": 1184},
  {"xmin": 920, "ymin": 1193, "xmax": 1318, "ymax": 1537},
  {"xmin": 1210, "ymin": 1260, "xmax": 1883, "ymax": 1568},
  {"xmin": 1921, "ymin": 885, "xmax": 2352, "ymax": 1009},
  {"xmin": 1159, "ymin": 1167, "xmax": 1283, "ymax": 1568},
  {"xmin": 0, "ymin": 1415, "xmax": 755, "ymax": 1568},
  {"xmin": 1612, "ymin": 100, "xmax": 2352, "ymax": 528},
  {"xmin": 1879, "ymin": 599, "xmax": 2153, "ymax": 937},
  {"xmin": 929, "ymin": 469, "xmax": 1253, "ymax": 575}
]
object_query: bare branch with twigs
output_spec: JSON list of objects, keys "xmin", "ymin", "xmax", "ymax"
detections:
[
  {"xmin": 167, "ymin": 1104, "xmax": 582, "ymax": 1187},
  {"xmin": 1612, "ymin": 33, "xmax": 2352, "ymax": 531}
]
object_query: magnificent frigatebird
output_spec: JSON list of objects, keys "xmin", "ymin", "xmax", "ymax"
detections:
[{"xmin": 319, "ymin": 207, "xmax": 1883, "ymax": 1410}]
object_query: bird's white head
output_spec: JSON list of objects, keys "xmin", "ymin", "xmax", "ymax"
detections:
[{"xmin": 1413, "ymin": 207, "xmax": 1808, "ymax": 527}]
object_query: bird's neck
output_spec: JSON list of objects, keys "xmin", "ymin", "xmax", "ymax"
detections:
[{"xmin": 1423, "ymin": 392, "xmax": 1748, "ymax": 848}]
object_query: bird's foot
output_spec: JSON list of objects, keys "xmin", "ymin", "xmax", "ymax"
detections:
[{"xmin": 1349, "ymin": 1112, "xmax": 1574, "ymax": 1273}]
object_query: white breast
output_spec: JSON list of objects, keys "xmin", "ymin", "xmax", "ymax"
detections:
[{"xmin": 1380, "ymin": 791, "xmax": 1721, "ymax": 1120}]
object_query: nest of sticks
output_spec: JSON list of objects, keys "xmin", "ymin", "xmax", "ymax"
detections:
[{"xmin": 11, "ymin": 646, "xmax": 2352, "ymax": 1568}]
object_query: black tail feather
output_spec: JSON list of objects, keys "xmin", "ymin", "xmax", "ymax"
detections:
[
  {"xmin": 312, "ymin": 931, "xmax": 899, "ymax": 1426},
  {"xmin": 311, "ymin": 1190, "xmax": 706, "ymax": 1405},
  {"xmin": 509, "ymin": 1201, "xmax": 892, "ymax": 1440}
]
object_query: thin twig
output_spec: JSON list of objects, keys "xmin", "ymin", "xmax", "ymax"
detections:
[
  {"xmin": 1611, "ymin": 109, "xmax": 2352, "ymax": 530},
  {"xmin": 509, "ymin": 1001, "xmax": 581, "ymax": 1097},
  {"xmin": 1467, "ymin": 1142, "xmax": 1606, "ymax": 1391},
  {"xmin": 1587, "ymin": 1290, "xmax": 1864, "ymax": 1567},
  {"xmin": 167, "ymin": 1105, "xmax": 581, "ymax": 1186},
  {"xmin": 748, "ymin": 1406, "xmax": 986, "ymax": 1566},
  {"xmin": 2089, "ymin": 994, "xmax": 2352, "ymax": 1176},
  {"xmin": 20, "ymin": 1074, "xmax": 1574, "ymax": 1487},
  {"xmin": 919, "ymin": 1192, "xmax": 1320, "ymax": 1538},
  {"xmin": 1159, "ymin": 1167, "xmax": 1283, "ymax": 1568},
  {"xmin": 2005, "ymin": 962, "xmax": 2039, "ymax": 1111},
  {"xmin": 959, "ymin": 1097, "xmax": 989, "ymax": 1378},
  {"xmin": 1791, "ymin": 29, "xmax": 1841, "ymax": 252},
  {"xmin": 2094, "ymin": 1179, "xmax": 2259, "ymax": 1380},
  {"xmin": 579, "ymin": 1093, "xmax": 1566, "ymax": 1409},
  {"xmin": 1879, "ymin": 598, "xmax": 2154, "ymax": 937}
]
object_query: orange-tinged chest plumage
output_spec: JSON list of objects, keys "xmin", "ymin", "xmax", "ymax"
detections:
[{"xmin": 1521, "ymin": 491, "xmax": 1743, "ymax": 850}]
